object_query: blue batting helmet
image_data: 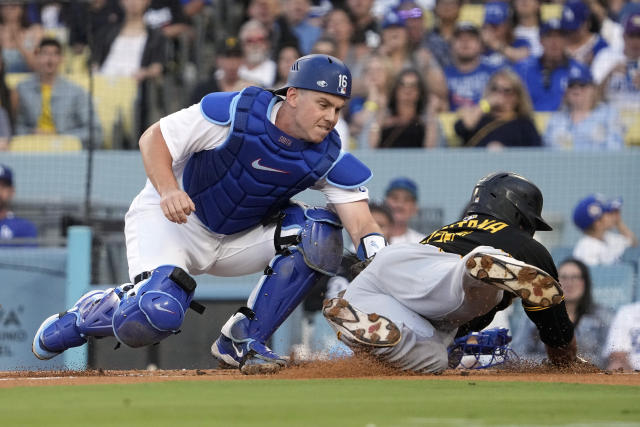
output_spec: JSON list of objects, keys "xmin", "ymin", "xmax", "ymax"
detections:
[
  {"xmin": 274, "ymin": 54, "xmax": 352, "ymax": 98},
  {"xmin": 447, "ymin": 328, "xmax": 518, "ymax": 369}
]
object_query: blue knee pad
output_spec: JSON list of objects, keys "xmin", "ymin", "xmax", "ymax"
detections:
[
  {"xmin": 223, "ymin": 204, "xmax": 343, "ymax": 343},
  {"xmin": 112, "ymin": 265, "xmax": 196, "ymax": 348}
]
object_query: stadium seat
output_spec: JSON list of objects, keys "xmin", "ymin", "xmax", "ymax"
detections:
[
  {"xmin": 438, "ymin": 112, "xmax": 461, "ymax": 146},
  {"xmin": 621, "ymin": 109, "xmax": 640, "ymax": 146},
  {"xmin": 6, "ymin": 72, "xmax": 31, "ymax": 89},
  {"xmin": 540, "ymin": 4, "xmax": 562, "ymax": 21},
  {"xmin": 458, "ymin": 4, "xmax": 484, "ymax": 26},
  {"xmin": 9, "ymin": 134, "xmax": 82, "ymax": 152},
  {"xmin": 67, "ymin": 74, "xmax": 138, "ymax": 149},
  {"xmin": 588, "ymin": 263, "xmax": 636, "ymax": 311},
  {"xmin": 533, "ymin": 112, "xmax": 551, "ymax": 135}
]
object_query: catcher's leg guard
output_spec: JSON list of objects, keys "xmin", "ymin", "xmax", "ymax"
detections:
[
  {"xmin": 113, "ymin": 265, "xmax": 196, "ymax": 348},
  {"xmin": 32, "ymin": 289, "xmax": 120, "ymax": 360},
  {"xmin": 212, "ymin": 203, "xmax": 343, "ymax": 373}
]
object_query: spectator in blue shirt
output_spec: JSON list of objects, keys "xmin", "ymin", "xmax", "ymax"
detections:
[
  {"xmin": 282, "ymin": 0, "xmax": 321, "ymax": 55},
  {"xmin": 481, "ymin": 1, "xmax": 531, "ymax": 67},
  {"xmin": 514, "ymin": 18, "xmax": 591, "ymax": 111},
  {"xmin": 544, "ymin": 67, "xmax": 624, "ymax": 150},
  {"xmin": 561, "ymin": 0, "xmax": 608, "ymax": 66},
  {"xmin": 444, "ymin": 21, "xmax": 502, "ymax": 111},
  {"xmin": 0, "ymin": 164, "xmax": 37, "ymax": 244}
]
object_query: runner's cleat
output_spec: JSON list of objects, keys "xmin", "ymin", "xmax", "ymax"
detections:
[
  {"xmin": 322, "ymin": 298, "xmax": 401, "ymax": 347},
  {"xmin": 465, "ymin": 253, "xmax": 563, "ymax": 307}
]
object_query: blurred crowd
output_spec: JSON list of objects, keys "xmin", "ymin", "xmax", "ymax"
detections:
[{"xmin": 0, "ymin": 0, "xmax": 637, "ymax": 150}]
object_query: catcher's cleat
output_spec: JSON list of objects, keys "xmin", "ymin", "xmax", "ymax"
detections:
[
  {"xmin": 322, "ymin": 298, "xmax": 401, "ymax": 347},
  {"xmin": 465, "ymin": 252, "xmax": 563, "ymax": 307},
  {"xmin": 32, "ymin": 290, "xmax": 105, "ymax": 360},
  {"xmin": 211, "ymin": 335, "xmax": 287, "ymax": 375}
]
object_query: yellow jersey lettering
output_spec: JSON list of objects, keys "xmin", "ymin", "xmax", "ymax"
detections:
[
  {"xmin": 476, "ymin": 219, "xmax": 495, "ymax": 230},
  {"xmin": 484, "ymin": 222, "xmax": 509, "ymax": 234}
]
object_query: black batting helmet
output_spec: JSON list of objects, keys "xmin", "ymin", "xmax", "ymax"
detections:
[{"xmin": 465, "ymin": 172, "xmax": 552, "ymax": 236}]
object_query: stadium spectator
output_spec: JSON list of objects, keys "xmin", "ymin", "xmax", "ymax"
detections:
[
  {"xmin": 348, "ymin": 54, "xmax": 393, "ymax": 149},
  {"xmin": 0, "ymin": 2, "xmax": 43, "ymax": 72},
  {"xmin": 398, "ymin": 1, "xmax": 428, "ymax": 51},
  {"xmin": 454, "ymin": 68, "xmax": 540, "ymax": 148},
  {"xmin": 91, "ymin": 0, "xmax": 167, "ymax": 139},
  {"xmin": 273, "ymin": 44, "xmax": 301, "ymax": 90},
  {"xmin": 603, "ymin": 301, "xmax": 640, "ymax": 372},
  {"xmin": 512, "ymin": 258, "xmax": 613, "ymax": 368},
  {"xmin": 282, "ymin": 0, "xmax": 321, "ymax": 55},
  {"xmin": 68, "ymin": 0, "xmax": 123, "ymax": 54},
  {"xmin": 247, "ymin": 0, "xmax": 299, "ymax": 58},
  {"xmin": 376, "ymin": 68, "xmax": 439, "ymax": 148},
  {"xmin": 378, "ymin": 8, "xmax": 447, "ymax": 107},
  {"xmin": 309, "ymin": 35, "xmax": 337, "ymax": 57},
  {"xmin": 143, "ymin": 0, "xmax": 191, "ymax": 39},
  {"xmin": 513, "ymin": 0, "xmax": 542, "ymax": 58},
  {"xmin": 238, "ymin": 19, "xmax": 277, "ymax": 88},
  {"xmin": 92, "ymin": 0, "xmax": 166, "ymax": 83},
  {"xmin": 384, "ymin": 177, "xmax": 425, "ymax": 244},
  {"xmin": 424, "ymin": 0, "xmax": 461, "ymax": 69},
  {"xmin": 321, "ymin": 8, "xmax": 363, "ymax": 75},
  {"xmin": 187, "ymin": 37, "xmax": 251, "ymax": 106},
  {"xmin": 583, "ymin": 0, "xmax": 624, "ymax": 52},
  {"xmin": 591, "ymin": 12, "xmax": 640, "ymax": 113},
  {"xmin": 0, "ymin": 164, "xmax": 37, "ymax": 244},
  {"xmin": 572, "ymin": 194, "xmax": 638, "ymax": 266},
  {"xmin": 561, "ymin": 0, "xmax": 608, "ymax": 66},
  {"xmin": 544, "ymin": 67, "xmax": 624, "ymax": 150},
  {"xmin": 346, "ymin": 0, "xmax": 380, "ymax": 49},
  {"xmin": 444, "ymin": 21, "xmax": 501, "ymax": 111},
  {"xmin": 15, "ymin": 38, "xmax": 102, "ymax": 149},
  {"xmin": 181, "ymin": 0, "xmax": 211, "ymax": 18},
  {"xmin": 481, "ymin": 1, "xmax": 531, "ymax": 67},
  {"xmin": 0, "ymin": 49, "xmax": 13, "ymax": 149},
  {"xmin": 514, "ymin": 18, "xmax": 591, "ymax": 111}
]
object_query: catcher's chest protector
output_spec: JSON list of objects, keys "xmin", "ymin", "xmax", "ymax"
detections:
[{"xmin": 183, "ymin": 86, "xmax": 342, "ymax": 235}]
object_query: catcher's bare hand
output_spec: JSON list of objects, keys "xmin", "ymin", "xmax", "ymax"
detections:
[{"xmin": 160, "ymin": 188, "xmax": 196, "ymax": 224}]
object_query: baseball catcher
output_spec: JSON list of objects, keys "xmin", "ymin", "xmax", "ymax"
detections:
[
  {"xmin": 32, "ymin": 54, "xmax": 387, "ymax": 374},
  {"xmin": 323, "ymin": 172, "xmax": 580, "ymax": 372}
]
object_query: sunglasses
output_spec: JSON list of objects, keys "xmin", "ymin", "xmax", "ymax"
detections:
[
  {"xmin": 568, "ymin": 82, "xmax": 590, "ymax": 88},
  {"xmin": 243, "ymin": 36, "xmax": 266, "ymax": 44},
  {"xmin": 489, "ymin": 85, "xmax": 515, "ymax": 95}
]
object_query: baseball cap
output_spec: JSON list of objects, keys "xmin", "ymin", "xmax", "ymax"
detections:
[
  {"xmin": 218, "ymin": 37, "xmax": 243, "ymax": 57},
  {"xmin": 454, "ymin": 21, "xmax": 480, "ymax": 37},
  {"xmin": 624, "ymin": 12, "xmax": 640, "ymax": 36},
  {"xmin": 385, "ymin": 177, "xmax": 418, "ymax": 200},
  {"xmin": 0, "ymin": 164, "xmax": 13, "ymax": 186},
  {"xmin": 381, "ymin": 9, "xmax": 407, "ymax": 30},
  {"xmin": 560, "ymin": 0, "xmax": 590, "ymax": 32},
  {"xmin": 484, "ymin": 1, "xmax": 510, "ymax": 26},
  {"xmin": 540, "ymin": 18, "xmax": 563, "ymax": 37},
  {"xmin": 567, "ymin": 65, "xmax": 593, "ymax": 86},
  {"xmin": 573, "ymin": 194, "xmax": 620, "ymax": 230}
]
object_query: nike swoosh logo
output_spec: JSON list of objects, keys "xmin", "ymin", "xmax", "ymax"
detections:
[
  {"xmin": 154, "ymin": 304, "xmax": 176, "ymax": 314},
  {"xmin": 251, "ymin": 159, "xmax": 289, "ymax": 174},
  {"xmin": 232, "ymin": 342, "xmax": 246, "ymax": 358}
]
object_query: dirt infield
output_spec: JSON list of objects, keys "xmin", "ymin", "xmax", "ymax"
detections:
[{"xmin": 1, "ymin": 356, "xmax": 639, "ymax": 388}]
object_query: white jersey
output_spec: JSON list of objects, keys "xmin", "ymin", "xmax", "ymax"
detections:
[
  {"xmin": 602, "ymin": 302, "xmax": 640, "ymax": 370},
  {"xmin": 126, "ymin": 99, "xmax": 369, "ymax": 281},
  {"xmin": 389, "ymin": 227, "xmax": 425, "ymax": 245},
  {"xmin": 572, "ymin": 232, "xmax": 632, "ymax": 266}
]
